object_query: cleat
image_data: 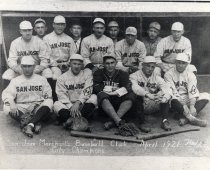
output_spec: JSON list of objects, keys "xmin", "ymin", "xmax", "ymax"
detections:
[
  {"xmin": 22, "ymin": 125, "xmax": 33, "ymax": 138},
  {"xmin": 104, "ymin": 121, "xmax": 115, "ymax": 130},
  {"xmin": 34, "ymin": 123, "xmax": 42, "ymax": 134},
  {"xmin": 161, "ymin": 119, "xmax": 171, "ymax": 131},
  {"xmin": 179, "ymin": 118, "xmax": 188, "ymax": 126},
  {"xmin": 139, "ymin": 124, "xmax": 151, "ymax": 133}
]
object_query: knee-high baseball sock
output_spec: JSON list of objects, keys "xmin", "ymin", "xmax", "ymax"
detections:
[
  {"xmin": 101, "ymin": 99, "xmax": 121, "ymax": 125},
  {"xmin": 58, "ymin": 109, "xmax": 70, "ymax": 123},
  {"xmin": 81, "ymin": 103, "xmax": 95, "ymax": 119},
  {"xmin": 117, "ymin": 100, "xmax": 132, "ymax": 118},
  {"xmin": 29, "ymin": 106, "xmax": 50, "ymax": 125},
  {"xmin": 195, "ymin": 99, "xmax": 209, "ymax": 113},
  {"xmin": 171, "ymin": 99, "xmax": 185, "ymax": 119},
  {"xmin": 47, "ymin": 78, "xmax": 58, "ymax": 102},
  {"xmin": 135, "ymin": 97, "xmax": 145, "ymax": 124},
  {"xmin": 160, "ymin": 102, "xmax": 170, "ymax": 120}
]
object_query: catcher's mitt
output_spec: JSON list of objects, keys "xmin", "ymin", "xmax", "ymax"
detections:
[
  {"xmin": 117, "ymin": 122, "xmax": 140, "ymax": 136},
  {"xmin": 63, "ymin": 117, "xmax": 90, "ymax": 132}
]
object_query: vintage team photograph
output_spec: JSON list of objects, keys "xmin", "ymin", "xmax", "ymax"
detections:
[{"xmin": 0, "ymin": 0, "xmax": 210, "ymax": 169}]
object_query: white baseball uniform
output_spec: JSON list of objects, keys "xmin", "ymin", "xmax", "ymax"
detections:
[
  {"xmin": 2, "ymin": 74, "xmax": 53, "ymax": 115},
  {"xmin": 81, "ymin": 34, "xmax": 114, "ymax": 68},
  {"xmin": 54, "ymin": 69, "xmax": 97, "ymax": 113},
  {"xmin": 130, "ymin": 69, "xmax": 172, "ymax": 113},
  {"xmin": 2, "ymin": 36, "xmax": 52, "ymax": 80}
]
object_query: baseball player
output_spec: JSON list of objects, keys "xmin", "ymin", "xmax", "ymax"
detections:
[
  {"xmin": 142, "ymin": 22, "xmax": 162, "ymax": 56},
  {"xmin": 130, "ymin": 56, "xmax": 172, "ymax": 131},
  {"xmin": 81, "ymin": 18, "xmax": 114, "ymax": 73},
  {"xmin": 115, "ymin": 26, "xmax": 147, "ymax": 74},
  {"xmin": 2, "ymin": 56, "xmax": 53, "ymax": 138},
  {"xmin": 107, "ymin": 20, "xmax": 120, "ymax": 46},
  {"xmin": 54, "ymin": 54, "xmax": 97, "ymax": 126},
  {"xmin": 2, "ymin": 20, "xmax": 52, "ymax": 83},
  {"xmin": 70, "ymin": 18, "xmax": 83, "ymax": 54},
  {"xmin": 154, "ymin": 22, "xmax": 196, "ymax": 74},
  {"xmin": 34, "ymin": 18, "xmax": 48, "ymax": 39},
  {"xmin": 164, "ymin": 53, "xmax": 209, "ymax": 127},
  {"xmin": 93, "ymin": 54, "xmax": 136, "ymax": 130},
  {"xmin": 44, "ymin": 15, "xmax": 77, "ymax": 80}
]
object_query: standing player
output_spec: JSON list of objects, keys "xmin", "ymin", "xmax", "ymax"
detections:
[
  {"xmin": 107, "ymin": 20, "xmax": 120, "ymax": 46},
  {"xmin": 115, "ymin": 26, "xmax": 146, "ymax": 74},
  {"xmin": 81, "ymin": 18, "xmax": 114, "ymax": 73},
  {"xmin": 70, "ymin": 18, "xmax": 83, "ymax": 54},
  {"xmin": 34, "ymin": 18, "xmax": 48, "ymax": 39},
  {"xmin": 164, "ymin": 53, "xmax": 209, "ymax": 127},
  {"xmin": 54, "ymin": 54, "xmax": 97, "ymax": 126},
  {"xmin": 154, "ymin": 22, "xmax": 196, "ymax": 73},
  {"xmin": 2, "ymin": 20, "xmax": 52, "ymax": 83},
  {"xmin": 93, "ymin": 54, "xmax": 136, "ymax": 130},
  {"xmin": 142, "ymin": 22, "xmax": 162, "ymax": 56},
  {"xmin": 2, "ymin": 56, "xmax": 53, "ymax": 138},
  {"xmin": 130, "ymin": 56, "xmax": 172, "ymax": 131}
]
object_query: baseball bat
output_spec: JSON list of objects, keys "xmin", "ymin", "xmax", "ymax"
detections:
[{"xmin": 70, "ymin": 128, "xmax": 200, "ymax": 144}]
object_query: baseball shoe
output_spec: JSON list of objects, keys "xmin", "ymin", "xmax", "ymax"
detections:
[
  {"xmin": 179, "ymin": 118, "xmax": 188, "ymax": 126},
  {"xmin": 161, "ymin": 119, "xmax": 171, "ymax": 131},
  {"xmin": 22, "ymin": 124, "xmax": 34, "ymax": 138},
  {"xmin": 34, "ymin": 123, "xmax": 42, "ymax": 134},
  {"xmin": 104, "ymin": 121, "xmax": 115, "ymax": 130},
  {"xmin": 139, "ymin": 124, "xmax": 151, "ymax": 133},
  {"xmin": 63, "ymin": 118, "xmax": 73, "ymax": 129},
  {"xmin": 190, "ymin": 117, "xmax": 207, "ymax": 127}
]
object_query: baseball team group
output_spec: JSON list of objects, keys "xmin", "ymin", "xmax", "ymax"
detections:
[{"xmin": 1, "ymin": 15, "xmax": 210, "ymax": 138}]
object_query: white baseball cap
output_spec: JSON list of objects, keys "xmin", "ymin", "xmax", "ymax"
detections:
[
  {"xmin": 176, "ymin": 53, "xmax": 190, "ymax": 63},
  {"xmin": 125, "ymin": 27, "xmax": 137, "ymax": 35},
  {"xmin": 93, "ymin": 18, "xmax": 105, "ymax": 25},
  {"xmin": 143, "ymin": 56, "xmax": 156, "ymax": 63},
  {"xmin": 103, "ymin": 54, "xmax": 116, "ymax": 61},
  {"xmin": 19, "ymin": 21, "xmax": 33, "ymax": 30},
  {"xmin": 70, "ymin": 54, "xmax": 84, "ymax": 62},
  {"xmin": 34, "ymin": 18, "xmax": 46, "ymax": 25},
  {"xmin": 21, "ymin": 56, "xmax": 35, "ymax": 65},
  {"xmin": 54, "ymin": 15, "xmax": 66, "ymax": 24},
  {"xmin": 171, "ymin": 22, "xmax": 184, "ymax": 31},
  {"xmin": 149, "ymin": 22, "xmax": 161, "ymax": 31},
  {"xmin": 108, "ymin": 21, "xmax": 119, "ymax": 27}
]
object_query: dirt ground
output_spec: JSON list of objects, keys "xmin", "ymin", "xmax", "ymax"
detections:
[{"xmin": 0, "ymin": 75, "xmax": 210, "ymax": 158}]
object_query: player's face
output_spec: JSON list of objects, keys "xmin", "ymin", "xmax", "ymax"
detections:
[
  {"xmin": 125, "ymin": 34, "xmax": 136, "ymax": 45},
  {"xmin": 53, "ymin": 23, "xmax": 66, "ymax": 35},
  {"xmin": 20, "ymin": 29, "xmax": 33, "ymax": 41},
  {"xmin": 108, "ymin": 27, "xmax": 119, "ymax": 40},
  {"xmin": 148, "ymin": 27, "xmax": 159, "ymax": 40},
  {"xmin": 34, "ymin": 22, "xmax": 47, "ymax": 38},
  {"xmin": 21, "ymin": 64, "xmax": 35, "ymax": 77},
  {"xmin": 93, "ymin": 23, "xmax": 105, "ymax": 38},
  {"xmin": 176, "ymin": 60, "xmax": 188, "ymax": 73},
  {"xmin": 70, "ymin": 25, "xmax": 82, "ymax": 39},
  {"xmin": 171, "ymin": 30, "xmax": 184, "ymax": 42},
  {"xmin": 104, "ymin": 58, "xmax": 117, "ymax": 73},
  {"xmin": 142, "ymin": 62, "xmax": 156, "ymax": 77},
  {"xmin": 70, "ymin": 60, "xmax": 83, "ymax": 75}
]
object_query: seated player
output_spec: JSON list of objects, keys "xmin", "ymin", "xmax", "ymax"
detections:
[
  {"xmin": 164, "ymin": 53, "xmax": 209, "ymax": 127},
  {"xmin": 2, "ymin": 56, "xmax": 53, "ymax": 138},
  {"xmin": 54, "ymin": 54, "xmax": 97, "ymax": 127},
  {"xmin": 93, "ymin": 54, "xmax": 136, "ymax": 130},
  {"xmin": 130, "ymin": 56, "xmax": 172, "ymax": 131}
]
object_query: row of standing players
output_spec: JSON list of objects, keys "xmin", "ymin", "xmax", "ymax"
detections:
[{"xmin": 1, "ymin": 15, "xmax": 210, "ymax": 138}]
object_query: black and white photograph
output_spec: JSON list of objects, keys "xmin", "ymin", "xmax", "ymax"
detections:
[{"xmin": 0, "ymin": 0, "xmax": 210, "ymax": 169}]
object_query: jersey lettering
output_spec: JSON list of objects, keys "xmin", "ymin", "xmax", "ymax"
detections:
[
  {"xmin": 103, "ymin": 81, "xmax": 119, "ymax": 88},
  {"xmin": 17, "ymin": 50, "xmax": 39, "ymax": 57},
  {"xmin": 164, "ymin": 49, "xmax": 184, "ymax": 54},
  {"xmin": 16, "ymin": 85, "xmax": 42, "ymax": 92},
  {"xmin": 50, "ymin": 42, "xmax": 71, "ymax": 49},
  {"xmin": 90, "ymin": 46, "xmax": 108, "ymax": 53},
  {"xmin": 65, "ymin": 83, "xmax": 85, "ymax": 90}
]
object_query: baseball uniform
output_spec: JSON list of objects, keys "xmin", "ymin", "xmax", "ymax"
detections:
[
  {"xmin": 2, "ymin": 36, "xmax": 52, "ymax": 80},
  {"xmin": 81, "ymin": 34, "xmax": 114, "ymax": 68},
  {"xmin": 142, "ymin": 36, "xmax": 162, "ymax": 56}
]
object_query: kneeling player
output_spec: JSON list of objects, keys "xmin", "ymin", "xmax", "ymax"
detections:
[
  {"xmin": 130, "ymin": 56, "xmax": 172, "ymax": 131},
  {"xmin": 54, "ymin": 54, "xmax": 97, "ymax": 127},
  {"xmin": 93, "ymin": 54, "xmax": 136, "ymax": 130},
  {"xmin": 2, "ymin": 56, "xmax": 53, "ymax": 138},
  {"xmin": 164, "ymin": 53, "xmax": 209, "ymax": 127}
]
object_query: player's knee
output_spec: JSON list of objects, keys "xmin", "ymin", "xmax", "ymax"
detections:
[
  {"xmin": 41, "ymin": 99, "xmax": 53, "ymax": 110},
  {"xmin": 42, "ymin": 68, "xmax": 53, "ymax": 78},
  {"xmin": 53, "ymin": 101, "xmax": 67, "ymax": 114},
  {"xmin": 199, "ymin": 92, "xmax": 210, "ymax": 102},
  {"xmin": 51, "ymin": 67, "xmax": 62, "ymax": 80},
  {"xmin": 2, "ymin": 69, "xmax": 17, "ymax": 80},
  {"xmin": 86, "ymin": 94, "xmax": 98, "ymax": 106}
]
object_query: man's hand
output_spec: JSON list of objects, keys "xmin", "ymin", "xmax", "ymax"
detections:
[
  {"xmin": 70, "ymin": 101, "xmax": 82, "ymax": 118},
  {"xmin": 145, "ymin": 93, "xmax": 156, "ymax": 100},
  {"xmin": 13, "ymin": 66, "xmax": 22, "ymax": 74},
  {"xmin": 105, "ymin": 91, "xmax": 118, "ymax": 96},
  {"xmin": 34, "ymin": 65, "xmax": 45, "ymax": 74},
  {"xmin": 190, "ymin": 105, "xmax": 197, "ymax": 117},
  {"xmin": 10, "ymin": 102, "xmax": 19, "ymax": 117}
]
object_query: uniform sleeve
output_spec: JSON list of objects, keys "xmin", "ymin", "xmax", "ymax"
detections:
[
  {"xmin": 184, "ymin": 39, "xmax": 192, "ymax": 62},
  {"xmin": 56, "ymin": 77, "xmax": 73, "ymax": 108},
  {"xmin": 164, "ymin": 72, "xmax": 180, "ymax": 97},
  {"xmin": 156, "ymin": 76, "xmax": 172, "ymax": 100},
  {"xmin": 68, "ymin": 38, "xmax": 77, "ymax": 57},
  {"xmin": 2, "ymin": 80, "xmax": 17, "ymax": 103},
  {"xmin": 115, "ymin": 41, "xmax": 128, "ymax": 70},
  {"xmin": 93, "ymin": 70, "xmax": 105, "ymax": 94},
  {"xmin": 119, "ymin": 71, "xmax": 131, "ymax": 91},
  {"xmin": 187, "ymin": 72, "xmax": 199, "ymax": 99},
  {"xmin": 107, "ymin": 39, "xmax": 114, "ymax": 56},
  {"xmin": 42, "ymin": 78, "xmax": 53, "ymax": 101},
  {"xmin": 138, "ymin": 42, "xmax": 147, "ymax": 63},
  {"xmin": 78, "ymin": 70, "xmax": 93, "ymax": 104},
  {"xmin": 81, "ymin": 38, "xmax": 91, "ymax": 66},
  {"xmin": 154, "ymin": 39, "xmax": 164, "ymax": 64},
  {"xmin": 8, "ymin": 41, "xmax": 19, "ymax": 70},
  {"xmin": 129, "ymin": 72, "xmax": 147, "ymax": 96},
  {"xmin": 38, "ymin": 39, "xmax": 50, "ymax": 69}
]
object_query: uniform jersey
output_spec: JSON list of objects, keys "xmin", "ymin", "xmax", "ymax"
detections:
[
  {"xmin": 44, "ymin": 31, "xmax": 77, "ymax": 63},
  {"xmin": 142, "ymin": 36, "xmax": 162, "ymax": 56},
  {"xmin": 8, "ymin": 36, "xmax": 50, "ymax": 70},
  {"xmin": 115, "ymin": 39, "xmax": 146, "ymax": 68},
  {"xmin": 81, "ymin": 34, "xmax": 114, "ymax": 67},
  {"xmin": 56, "ymin": 69, "xmax": 93, "ymax": 108},
  {"xmin": 154, "ymin": 35, "xmax": 191, "ymax": 64},
  {"xmin": 2, "ymin": 74, "xmax": 52, "ymax": 105},
  {"xmin": 164, "ymin": 66, "xmax": 199, "ymax": 105}
]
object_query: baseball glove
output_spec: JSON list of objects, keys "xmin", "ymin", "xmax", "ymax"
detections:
[
  {"xmin": 117, "ymin": 122, "xmax": 140, "ymax": 136},
  {"xmin": 63, "ymin": 116, "xmax": 90, "ymax": 132}
]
